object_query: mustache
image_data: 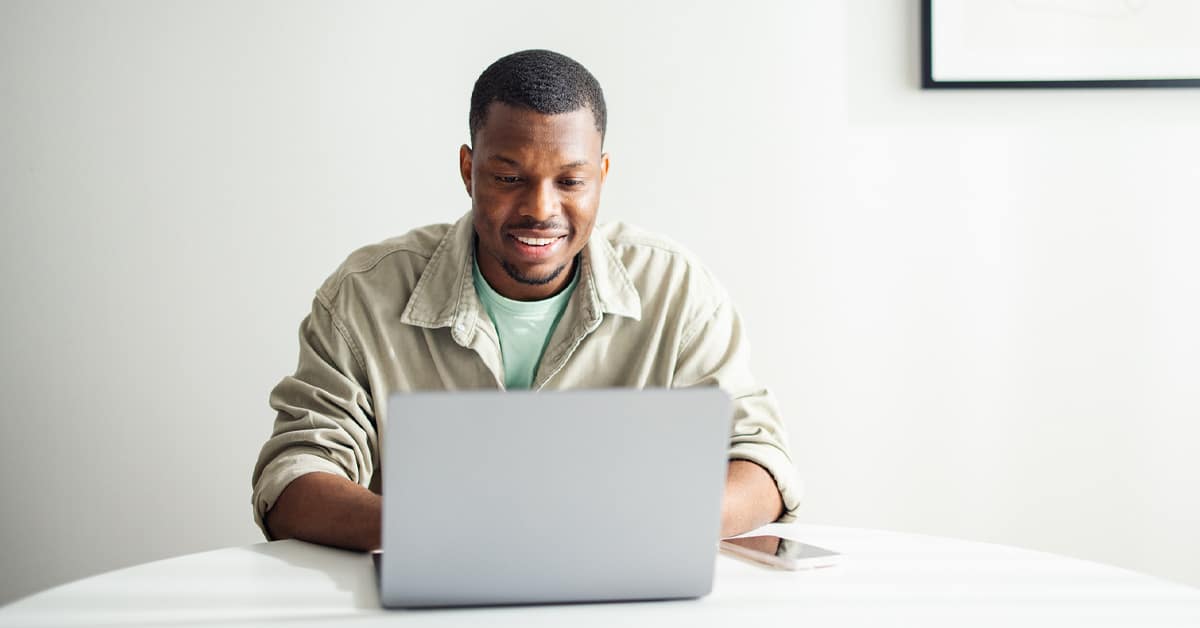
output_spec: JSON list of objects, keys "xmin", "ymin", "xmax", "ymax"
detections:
[{"xmin": 506, "ymin": 218, "xmax": 569, "ymax": 232}]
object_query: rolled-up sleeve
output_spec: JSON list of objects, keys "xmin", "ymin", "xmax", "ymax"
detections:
[
  {"xmin": 673, "ymin": 298, "xmax": 802, "ymax": 521},
  {"xmin": 250, "ymin": 295, "xmax": 377, "ymax": 538}
]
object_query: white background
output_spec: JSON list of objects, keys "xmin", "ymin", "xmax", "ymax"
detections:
[{"xmin": 1, "ymin": 0, "xmax": 1198, "ymax": 605}]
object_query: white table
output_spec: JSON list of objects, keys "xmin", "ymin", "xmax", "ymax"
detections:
[{"xmin": 4, "ymin": 524, "xmax": 1199, "ymax": 627}]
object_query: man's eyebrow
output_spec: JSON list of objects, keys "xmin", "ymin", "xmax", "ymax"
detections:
[
  {"xmin": 487, "ymin": 155, "xmax": 592, "ymax": 170},
  {"xmin": 488, "ymin": 155, "xmax": 521, "ymax": 167}
]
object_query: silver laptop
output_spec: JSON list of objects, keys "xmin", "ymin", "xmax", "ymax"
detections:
[{"xmin": 379, "ymin": 387, "xmax": 731, "ymax": 608}]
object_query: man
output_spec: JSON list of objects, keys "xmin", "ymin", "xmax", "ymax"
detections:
[{"xmin": 252, "ymin": 49, "xmax": 800, "ymax": 551}]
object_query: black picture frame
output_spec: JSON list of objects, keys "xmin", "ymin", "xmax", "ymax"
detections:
[{"xmin": 921, "ymin": 0, "xmax": 1200, "ymax": 89}]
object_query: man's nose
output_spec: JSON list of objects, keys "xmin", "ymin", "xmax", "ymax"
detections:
[{"xmin": 524, "ymin": 180, "xmax": 559, "ymax": 220}]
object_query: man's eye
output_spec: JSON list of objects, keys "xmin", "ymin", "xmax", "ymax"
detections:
[
  {"xmin": 560, "ymin": 179, "xmax": 584, "ymax": 187},
  {"xmin": 494, "ymin": 175, "xmax": 522, "ymax": 184}
]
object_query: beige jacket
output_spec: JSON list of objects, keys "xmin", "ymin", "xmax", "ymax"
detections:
[{"xmin": 251, "ymin": 212, "xmax": 800, "ymax": 535}]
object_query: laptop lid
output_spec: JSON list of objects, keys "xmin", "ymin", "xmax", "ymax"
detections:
[{"xmin": 380, "ymin": 387, "xmax": 731, "ymax": 608}]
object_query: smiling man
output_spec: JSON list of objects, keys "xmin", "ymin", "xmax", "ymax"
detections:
[{"xmin": 252, "ymin": 50, "xmax": 800, "ymax": 550}]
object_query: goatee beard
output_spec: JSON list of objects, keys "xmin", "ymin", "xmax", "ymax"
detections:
[{"xmin": 501, "ymin": 258, "xmax": 570, "ymax": 286}]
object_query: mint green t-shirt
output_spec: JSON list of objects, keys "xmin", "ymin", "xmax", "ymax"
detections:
[{"xmin": 472, "ymin": 257, "xmax": 578, "ymax": 389}]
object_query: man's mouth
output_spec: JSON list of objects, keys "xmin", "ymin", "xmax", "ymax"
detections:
[
  {"xmin": 512, "ymin": 235, "xmax": 564, "ymax": 247},
  {"xmin": 507, "ymin": 233, "xmax": 567, "ymax": 260}
]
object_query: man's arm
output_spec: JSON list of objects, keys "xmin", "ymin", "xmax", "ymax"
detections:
[
  {"xmin": 252, "ymin": 297, "xmax": 379, "ymax": 541},
  {"xmin": 720, "ymin": 460, "xmax": 784, "ymax": 538},
  {"xmin": 265, "ymin": 472, "xmax": 381, "ymax": 551},
  {"xmin": 673, "ymin": 295, "xmax": 802, "ymax": 529},
  {"xmin": 267, "ymin": 462, "xmax": 776, "ymax": 549}
]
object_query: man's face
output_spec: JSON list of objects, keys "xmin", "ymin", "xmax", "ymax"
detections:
[{"xmin": 460, "ymin": 102, "xmax": 609, "ymax": 301}]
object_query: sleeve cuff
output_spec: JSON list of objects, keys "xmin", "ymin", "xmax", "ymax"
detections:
[
  {"xmin": 251, "ymin": 451, "xmax": 349, "ymax": 539},
  {"xmin": 728, "ymin": 441, "xmax": 803, "ymax": 523}
]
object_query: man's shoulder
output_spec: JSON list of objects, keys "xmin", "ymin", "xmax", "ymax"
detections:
[
  {"xmin": 316, "ymin": 221, "xmax": 452, "ymax": 304},
  {"xmin": 597, "ymin": 221, "xmax": 698, "ymax": 265},
  {"xmin": 596, "ymin": 221, "xmax": 728, "ymax": 305}
]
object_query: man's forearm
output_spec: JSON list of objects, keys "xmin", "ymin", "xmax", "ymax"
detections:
[
  {"xmin": 720, "ymin": 460, "xmax": 785, "ymax": 538},
  {"xmin": 264, "ymin": 472, "xmax": 381, "ymax": 551},
  {"xmin": 266, "ymin": 463, "xmax": 779, "ymax": 550}
]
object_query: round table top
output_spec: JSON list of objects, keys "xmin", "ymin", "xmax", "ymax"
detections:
[{"xmin": 3, "ymin": 523, "xmax": 1198, "ymax": 627}]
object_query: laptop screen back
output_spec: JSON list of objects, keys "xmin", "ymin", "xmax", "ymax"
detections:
[{"xmin": 380, "ymin": 387, "xmax": 731, "ymax": 608}]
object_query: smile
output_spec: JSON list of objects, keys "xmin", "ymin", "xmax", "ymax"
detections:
[
  {"xmin": 507, "ymin": 233, "xmax": 566, "ymax": 260},
  {"xmin": 513, "ymin": 235, "xmax": 562, "ymax": 246}
]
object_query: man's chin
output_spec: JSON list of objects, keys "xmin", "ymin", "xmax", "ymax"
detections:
[{"xmin": 501, "ymin": 259, "xmax": 569, "ymax": 286}]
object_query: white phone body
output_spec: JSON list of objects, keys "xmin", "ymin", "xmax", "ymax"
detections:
[{"xmin": 719, "ymin": 535, "xmax": 841, "ymax": 570}]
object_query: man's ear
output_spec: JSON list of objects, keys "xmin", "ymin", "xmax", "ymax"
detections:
[
  {"xmin": 459, "ymin": 144, "xmax": 473, "ymax": 197},
  {"xmin": 600, "ymin": 152, "xmax": 610, "ymax": 184}
]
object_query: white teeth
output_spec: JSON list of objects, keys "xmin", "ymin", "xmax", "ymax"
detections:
[{"xmin": 514, "ymin": 236, "xmax": 559, "ymax": 246}]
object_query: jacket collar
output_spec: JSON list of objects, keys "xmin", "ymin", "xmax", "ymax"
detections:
[{"xmin": 400, "ymin": 212, "xmax": 641, "ymax": 343}]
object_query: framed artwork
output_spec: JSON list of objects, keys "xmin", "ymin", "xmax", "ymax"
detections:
[{"xmin": 922, "ymin": 0, "xmax": 1200, "ymax": 88}]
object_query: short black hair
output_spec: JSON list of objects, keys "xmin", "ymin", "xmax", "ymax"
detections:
[{"xmin": 469, "ymin": 49, "xmax": 606, "ymax": 144}]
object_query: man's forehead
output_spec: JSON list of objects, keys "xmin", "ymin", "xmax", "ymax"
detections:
[{"xmin": 476, "ymin": 103, "xmax": 601, "ymax": 145}]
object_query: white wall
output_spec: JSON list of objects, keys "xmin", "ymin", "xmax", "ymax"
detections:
[{"xmin": 1, "ymin": 0, "xmax": 1197, "ymax": 604}]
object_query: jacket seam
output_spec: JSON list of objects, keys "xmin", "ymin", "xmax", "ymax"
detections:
[
  {"xmin": 609, "ymin": 236, "xmax": 688, "ymax": 257},
  {"xmin": 678, "ymin": 299, "xmax": 725, "ymax": 356},
  {"xmin": 322, "ymin": 247, "xmax": 434, "ymax": 302},
  {"xmin": 314, "ymin": 292, "xmax": 369, "ymax": 377}
]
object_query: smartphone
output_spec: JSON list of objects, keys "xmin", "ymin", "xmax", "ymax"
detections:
[{"xmin": 719, "ymin": 535, "xmax": 840, "ymax": 570}]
